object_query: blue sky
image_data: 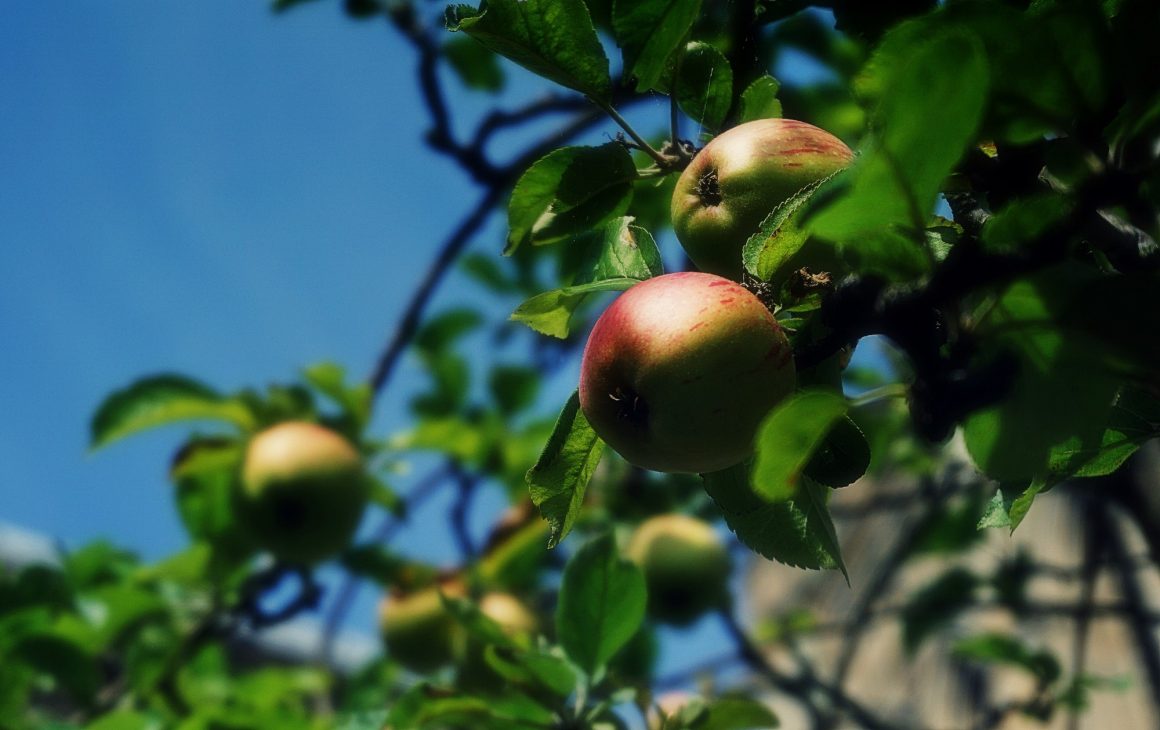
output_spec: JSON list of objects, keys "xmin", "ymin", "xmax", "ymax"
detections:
[{"xmin": 0, "ymin": 0, "xmax": 757, "ymax": 679}]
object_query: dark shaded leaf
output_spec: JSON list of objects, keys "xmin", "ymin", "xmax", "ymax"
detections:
[
  {"xmin": 612, "ymin": 0, "xmax": 702, "ymax": 92},
  {"xmin": 704, "ymin": 465, "xmax": 847, "ymax": 579},
  {"xmin": 673, "ymin": 41, "xmax": 733, "ymax": 132},
  {"xmin": 808, "ymin": 30, "xmax": 987, "ymax": 255},
  {"xmin": 443, "ymin": 36, "xmax": 505, "ymax": 91}
]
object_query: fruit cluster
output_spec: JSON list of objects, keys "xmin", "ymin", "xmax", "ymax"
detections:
[{"xmin": 580, "ymin": 118, "xmax": 853, "ymax": 475}]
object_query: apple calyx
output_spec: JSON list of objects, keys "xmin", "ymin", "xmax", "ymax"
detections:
[{"xmin": 695, "ymin": 168, "xmax": 722, "ymax": 207}]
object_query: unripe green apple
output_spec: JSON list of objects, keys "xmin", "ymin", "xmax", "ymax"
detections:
[
  {"xmin": 478, "ymin": 592, "xmax": 538, "ymax": 641},
  {"xmin": 379, "ymin": 581, "xmax": 468, "ymax": 673},
  {"xmin": 237, "ymin": 421, "xmax": 368, "ymax": 565},
  {"xmin": 671, "ymin": 118, "xmax": 854, "ymax": 279},
  {"xmin": 627, "ymin": 514, "xmax": 730, "ymax": 625},
  {"xmin": 578, "ymin": 272, "xmax": 795, "ymax": 474}
]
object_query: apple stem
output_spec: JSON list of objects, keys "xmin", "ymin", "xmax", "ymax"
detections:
[
  {"xmin": 598, "ymin": 101, "xmax": 670, "ymax": 168},
  {"xmin": 849, "ymin": 383, "xmax": 909, "ymax": 409}
]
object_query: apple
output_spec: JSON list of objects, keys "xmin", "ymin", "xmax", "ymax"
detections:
[
  {"xmin": 380, "ymin": 585, "xmax": 537, "ymax": 676},
  {"xmin": 237, "ymin": 421, "xmax": 368, "ymax": 565},
  {"xmin": 478, "ymin": 592, "xmax": 538, "ymax": 641},
  {"xmin": 379, "ymin": 580, "xmax": 468, "ymax": 673},
  {"xmin": 671, "ymin": 118, "xmax": 853, "ymax": 279},
  {"xmin": 578, "ymin": 272, "xmax": 795, "ymax": 474},
  {"xmin": 627, "ymin": 514, "xmax": 731, "ymax": 625}
]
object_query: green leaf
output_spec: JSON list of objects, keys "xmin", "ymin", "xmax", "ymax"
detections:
[
  {"xmin": 169, "ymin": 438, "xmax": 252, "ymax": 554},
  {"xmin": 1007, "ymin": 478, "xmax": 1048, "ymax": 533},
  {"xmin": 703, "ymin": 465, "xmax": 847, "ymax": 579},
  {"xmin": 964, "ymin": 269, "xmax": 1121, "ymax": 482},
  {"xmin": 526, "ymin": 393, "xmax": 605, "ymax": 547},
  {"xmin": 742, "ymin": 178, "xmax": 829, "ymax": 285},
  {"xmin": 366, "ymin": 474, "xmax": 404, "ymax": 516},
  {"xmin": 302, "ymin": 362, "xmax": 372, "ymax": 430},
  {"xmin": 556, "ymin": 533, "xmax": 646, "ymax": 675},
  {"xmin": 387, "ymin": 683, "xmax": 558, "ymax": 730},
  {"xmin": 86, "ymin": 711, "xmax": 165, "ymax": 730},
  {"xmin": 954, "ymin": 633, "xmax": 1061, "ymax": 684},
  {"xmin": 392, "ymin": 416, "xmax": 492, "ymax": 465},
  {"xmin": 580, "ymin": 217, "xmax": 665, "ymax": 283},
  {"xmin": 488, "ymin": 365, "xmax": 541, "ymax": 417},
  {"xmin": 441, "ymin": 595, "xmax": 523, "ymax": 649},
  {"xmin": 612, "ymin": 0, "xmax": 702, "ymax": 92},
  {"xmin": 672, "ymin": 41, "xmax": 733, "ymax": 131},
  {"xmin": 446, "ymin": 0, "xmax": 611, "ymax": 102},
  {"xmin": 699, "ymin": 696, "xmax": 780, "ymax": 729},
  {"xmin": 340, "ymin": 546, "xmax": 418, "ymax": 586},
  {"xmin": 506, "ymin": 144, "xmax": 637, "ymax": 253},
  {"xmin": 808, "ymin": 30, "xmax": 988, "ymax": 250},
  {"xmin": 752, "ymin": 389, "xmax": 849, "ymax": 502},
  {"xmin": 981, "ymin": 194, "xmax": 1072, "ymax": 255},
  {"xmin": 976, "ymin": 490, "xmax": 1012, "ymax": 530},
  {"xmin": 511, "ymin": 277, "xmax": 638, "ymax": 339},
  {"xmin": 443, "ymin": 36, "xmax": 505, "ymax": 91},
  {"xmin": 738, "ymin": 74, "xmax": 783, "ymax": 123},
  {"xmin": 335, "ymin": 711, "xmax": 390, "ymax": 730},
  {"xmin": 12, "ymin": 633, "xmax": 100, "ymax": 704},
  {"xmin": 802, "ymin": 415, "xmax": 870, "ymax": 489},
  {"xmin": 483, "ymin": 645, "xmax": 579, "ymax": 697},
  {"xmin": 90, "ymin": 375, "xmax": 254, "ymax": 450},
  {"xmin": 414, "ymin": 309, "xmax": 484, "ymax": 355},
  {"xmin": 1047, "ymin": 388, "xmax": 1159, "ymax": 479},
  {"xmin": 901, "ymin": 568, "xmax": 978, "ymax": 654}
]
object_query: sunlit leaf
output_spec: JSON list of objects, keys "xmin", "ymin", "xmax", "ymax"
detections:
[
  {"xmin": 90, "ymin": 375, "xmax": 254, "ymax": 450},
  {"xmin": 511, "ymin": 277, "xmax": 637, "ymax": 339},
  {"xmin": 447, "ymin": 0, "xmax": 611, "ymax": 102},
  {"xmin": 752, "ymin": 389, "xmax": 849, "ymax": 502},
  {"xmin": 526, "ymin": 392, "xmax": 605, "ymax": 547},
  {"xmin": 506, "ymin": 144, "xmax": 637, "ymax": 253},
  {"xmin": 739, "ymin": 74, "xmax": 783, "ymax": 123}
]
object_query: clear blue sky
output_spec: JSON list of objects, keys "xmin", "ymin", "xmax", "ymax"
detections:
[{"xmin": 0, "ymin": 0, "xmax": 763, "ymax": 679}]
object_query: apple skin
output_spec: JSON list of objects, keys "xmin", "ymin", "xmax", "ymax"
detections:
[
  {"xmin": 627, "ymin": 514, "xmax": 731, "ymax": 625},
  {"xmin": 671, "ymin": 118, "xmax": 853, "ymax": 279},
  {"xmin": 379, "ymin": 581, "xmax": 468, "ymax": 673},
  {"xmin": 237, "ymin": 421, "xmax": 368, "ymax": 565},
  {"xmin": 380, "ymin": 585, "xmax": 537, "ymax": 676},
  {"xmin": 578, "ymin": 272, "xmax": 795, "ymax": 474}
]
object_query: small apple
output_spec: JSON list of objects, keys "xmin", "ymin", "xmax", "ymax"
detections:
[
  {"xmin": 578, "ymin": 272, "xmax": 795, "ymax": 474},
  {"xmin": 627, "ymin": 514, "xmax": 730, "ymax": 626},
  {"xmin": 237, "ymin": 421, "xmax": 368, "ymax": 565},
  {"xmin": 381, "ymin": 585, "xmax": 537, "ymax": 676},
  {"xmin": 379, "ymin": 580, "xmax": 468, "ymax": 673},
  {"xmin": 478, "ymin": 592, "xmax": 538, "ymax": 641},
  {"xmin": 671, "ymin": 118, "xmax": 853, "ymax": 279}
]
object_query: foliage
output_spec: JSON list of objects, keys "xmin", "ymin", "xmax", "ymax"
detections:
[{"xmin": 5, "ymin": 0, "xmax": 1160, "ymax": 728}]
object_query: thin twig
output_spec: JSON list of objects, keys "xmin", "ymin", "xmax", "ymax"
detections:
[
  {"xmin": 448, "ymin": 466, "xmax": 479, "ymax": 560},
  {"xmin": 718, "ymin": 607, "xmax": 908, "ymax": 730},
  {"xmin": 1067, "ymin": 495, "xmax": 1103, "ymax": 730}
]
